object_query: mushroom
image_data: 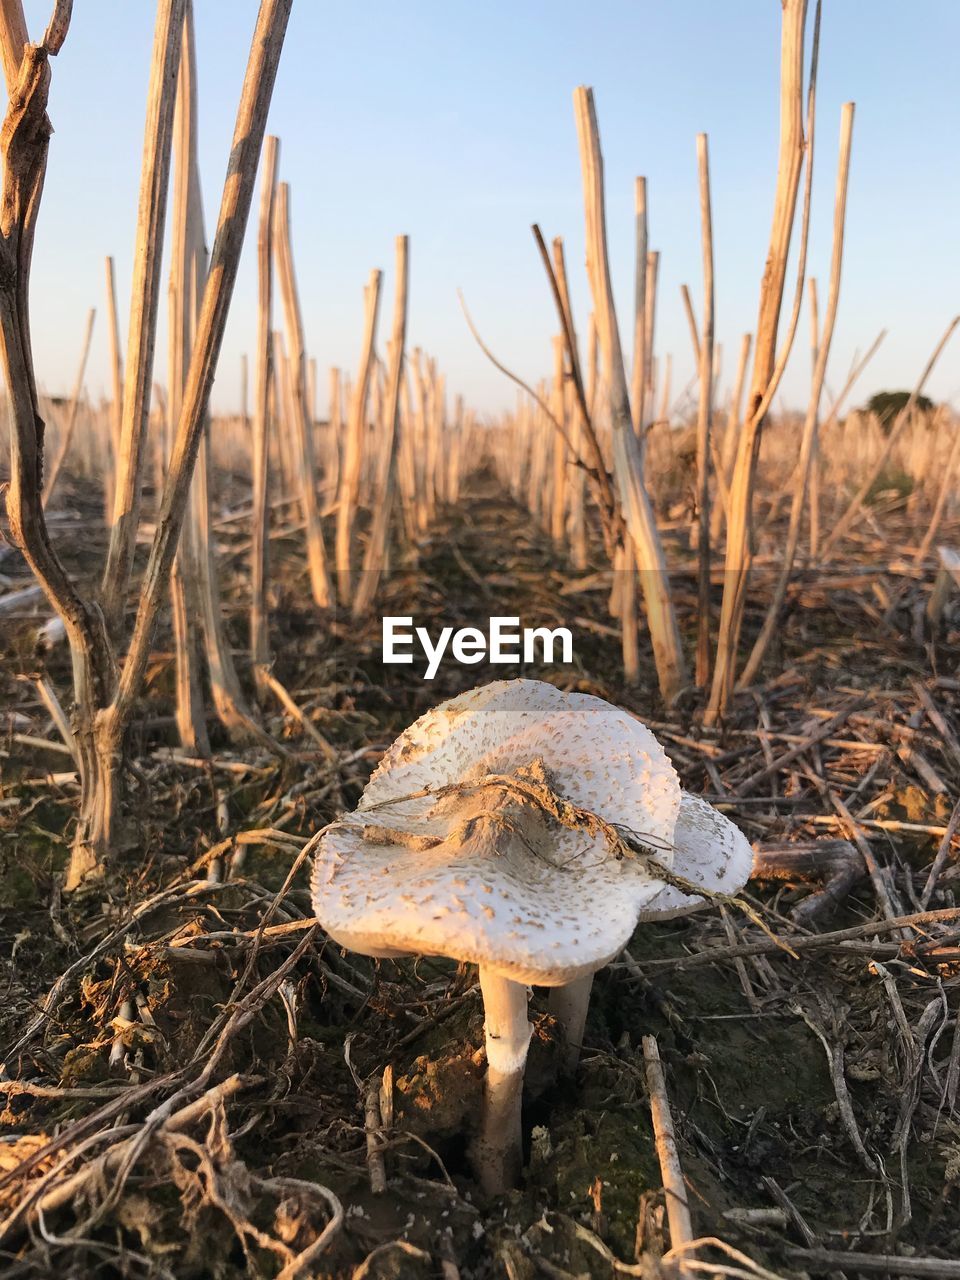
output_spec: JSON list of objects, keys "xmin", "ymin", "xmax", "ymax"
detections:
[{"xmin": 309, "ymin": 679, "xmax": 753, "ymax": 1194}]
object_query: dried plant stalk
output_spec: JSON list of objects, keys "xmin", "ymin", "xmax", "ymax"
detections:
[
  {"xmin": 42, "ymin": 305, "xmax": 95, "ymax": 504},
  {"xmin": 630, "ymin": 176, "xmax": 647, "ymax": 435},
  {"xmin": 250, "ymin": 134, "xmax": 280, "ymax": 685},
  {"xmin": 0, "ymin": 5, "xmax": 119, "ymax": 888},
  {"xmin": 739, "ymin": 101, "xmax": 856, "ymax": 688},
  {"xmin": 172, "ymin": 0, "xmax": 268, "ymax": 748},
  {"xmin": 274, "ymin": 181, "xmax": 332, "ymax": 607},
  {"xmin": 658, "ymin": 350, "xmax": 672, "ymax": 424},
  {"xmin": 807, "ymin": 276, "xmax": 821, "ymax": 555},
  {"xmin": 710, "ymin": 332, "xmax": 751, "ymax": 541},
  {"xmin": 0, "ymin": 2, "xmax": 28, "ymax": 92},
  {"xmin": 71, "ymin": 0, "xmax": 294, "ymax": 884},
  {"xmin": 694, "ymin": 132, "xmax": 714, "ymax": 688},
  {"xmin": 102, "ymin": 0, "xmax": 186, "ymax": 633},
  {"xmin": 326, "ymin": 366, "xmax": 342, "ymax": 494},
  {"xmin": 1, "ymin": 0, "xmax": 291, "ymax": 888},
  {"xmin": 167, "ymin": 0, "xmax": 208, "ymax": 756},
  {"xmin": 271, "ymin": 331, "xmax": 295, "ymax": 495},
  {"xmin": 544, "ymin": 232, "xmax": 618, "ymax": 549},
  {"xmin": 642, "ymin": 1036, "xmax": 694, "ymax": 1261},
  {"xmin": 353, "ymin": 235, "xmax": 410, "ymax": 618},
  {"xmin": 706, "ymin": 0, "xmax": 810, "ymax": 724},
  {"xmin": 573, "ymin": 85, "xmax": 686, "ymax": 702},
  {"xmin": 549, "ymin": 334, "xmax": 568, "ymax": 545},
  {"xmin": 336, "ymin": 269, "xmax": 383, "ymax": 602},
  {"xmin": 643, "ymin": 250, "xmax": 659, "ymax": 432},
  {"xmin": 103, "ymin": 254, "xmax": 124, "ymax": 518},
  {"xmin": 681, "ymin": 282, "xmax": 701, "ymax": 369},
  {"xmin": 307, "ymin": 355, "xmax": 316, "ymax": 425},
  {"xmin": 619, "ymin": 540, "xmax": 640, "ymax": 684}
]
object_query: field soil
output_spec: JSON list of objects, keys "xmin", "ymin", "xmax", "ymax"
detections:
[{"xmin": 1, "ymin": 474, "xmax": 959, "ymax": 1278}]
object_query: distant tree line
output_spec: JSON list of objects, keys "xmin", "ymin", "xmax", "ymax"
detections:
[{"xmin": 866, "ymin": 390, "xmax": 935, "ymax": 430}]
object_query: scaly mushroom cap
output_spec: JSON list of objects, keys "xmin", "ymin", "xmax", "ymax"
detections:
[
  {"xmin": 310, "ymin": 680, "xmax": 753, "ymax": 983},
  {"xmin": 636, "ymin": 791, "xmax": 754, "ymax": 921},
  {"xmin": 363, "ymin": 679, "xmax": 680, "ymax": 846}
]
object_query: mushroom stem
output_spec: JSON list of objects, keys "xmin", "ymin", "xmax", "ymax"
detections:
[
  {"xmin": 473, "ymin": 967, "xmax": 532, "ymax": 1195},
  {"xmin": 548, "ymin": 974, "xmax": 594, "ymax": 1075}
]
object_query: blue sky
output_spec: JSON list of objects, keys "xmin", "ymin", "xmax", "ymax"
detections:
[{"xmin": 23, "ymin": 1, "xmax": 960, "ymax": 418}]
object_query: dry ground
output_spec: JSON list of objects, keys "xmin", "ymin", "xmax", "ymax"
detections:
[{"xmin": 1, "ymin": 472, "xmax": 959, "ymax": 1278}]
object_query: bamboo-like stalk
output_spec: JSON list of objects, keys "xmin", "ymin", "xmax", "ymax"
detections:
[
  {"xmin": 680, "ymin": 282, "xmax": 701, "ymax": 369},
  {"xmin": 0, "ymin": 2, "xmax": 27, "ymax": 92},
  {"xmin": 81, "ymin": 0, "xmax": 293, "ymax": 883},
  {"xmin": 274, "ymin": 181, "xmax": 332, "ymax": 607},
  {"xmin": 630, "ymin": 177, "xmax": 647, "ymax": 436},
  {"xmin": 694, "ymin": 132, "xmax": 714, "ymax": 688},
  {"xmin": 307, "ymin": 356, "xmax": 316, "ymax": 425},
  {"xmin": 409, "ymin": 351, "xmax": 425, "ymax": 524},
  {"xmin": 643, "ymin": 249, "xmax": 659, "ymax": 432},
  {"xmin": 807, "ymin": 276, "xmax": 821, "ymax": 554},
  {"xmin": 271, "ymin": 332, "xmax": 295, "ymax": 496},
  {"xmin": 710, "ymin": 332, "xmax": 751, "ymax": 542},
  {"xmin": 658, "ymin": 352, "xmax": 672, "ymax": 425},
  {"xmin": 336, "ymin": 269, "xmax": 383, "ymax": 602},
  {"xmin": 585, "ymin": 312, "xmax": 598, "ymax": 416},
  {"xmin": 327, "ymin": 366, "xmax": 341, "ymax": 494},
  {"xmin": 409, "ymin": 349, "xmax": 429, "ymax": 531},
  {"xmin": 101, "ymin": 0, "xmax": 186, "ymax": 634},
  {"xmin": 550, "ymin": 238, "xmax": 607, "ymax": 507},
  {"xmin": 150, "ymin": 382, "xmax": 168, "ymax": 502},
  {"xmin": 167, "ymin": 0, "xmax": 208, "ymax": 757},
  {"xmin": 530, "ymin": 228, "xmax": 620, "ymax": 559},
  {"xmin": 250, "ymin": 134, "xmax": 279, "ymax": 688},
  {"xmin": 708, "ymin": 422, "xmax": 731, "ymax": 530},
  {"xmin": 747, "ymin": 0, "xmax": 810, "ymax": 414},
  {"xmin": 353, "ymin": 235, "xmax": 410, "ymax": 618},
  {"xmin": 0, "ymin": 5, "xmax": 119, "ymax": 890},
  {"xmin": 449, "ymin": 393, "xmax": 464, "ymax": 505},
  {"xmin": 618, "ymin": 539, "xmax": 640, "ymax": 684},
  {"xmin": 573, "ymin": 85, "xmax": 686, "ymax": 701},
  {"xmin": 549, "ymin": 334, "xmax": 568, "ymax": 544},
  {"xmin": 104, "ymin": 255, "xmax": 124, "ymax": 521},
  {"xmin": 425, "ymin": 358, "xmax": 444, "ymax": 520},
  {"xmin": 42, "ymin": 306, "xmax": 96, "ymax": 505},
  {"xmin": 567, "ymin": 380, "xmax": 588, "ymax": 570},
  {"xmin": 172, "ymin": 1, "xmax": 267, "ymax": 748},
  {"xmin": 705, "ymin": 0, "xmax": 810, "ymax": 725},
  {"xmin": 396, "ymin": 369, "xmax": 419, "ymax": 545},
  {"xmin": 808, "ymin": 277, "xmax": 819, "ymax": 363},
  {"xmin": 740, "ymin": 102, "xmax": 855, "ymax": 688},
  {"xmin": 195, "ymin": 426, "xmax": 270, "ymax": 745},
  {"xmin": 169, "ymin": 549, "xmax": 207, "ymax": 754}
]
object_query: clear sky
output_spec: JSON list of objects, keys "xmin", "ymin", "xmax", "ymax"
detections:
[{"xmin": 22, "ymin": 1, "xmax": 960, "ymax": 420}]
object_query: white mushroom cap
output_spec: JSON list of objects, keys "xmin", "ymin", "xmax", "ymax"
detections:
[
  {"xmin": 362, "ymin": 679, "xmax": 679, "ymax": 848},
  {"xmin": 310, "ymin": 680, "xmax": 752, "ymax": 983},
  {"xmin": 635, "ymin": 791, "xmax": 755, "ymax": 922}
]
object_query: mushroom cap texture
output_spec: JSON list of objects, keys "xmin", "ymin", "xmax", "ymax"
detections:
[
  {"xmin": 311, "ymin": 680, "xmax": 752, "ymax": 984},
  {"xmin": 636, "ymin": 791, "xmax": 754, "ymax": 922}
]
